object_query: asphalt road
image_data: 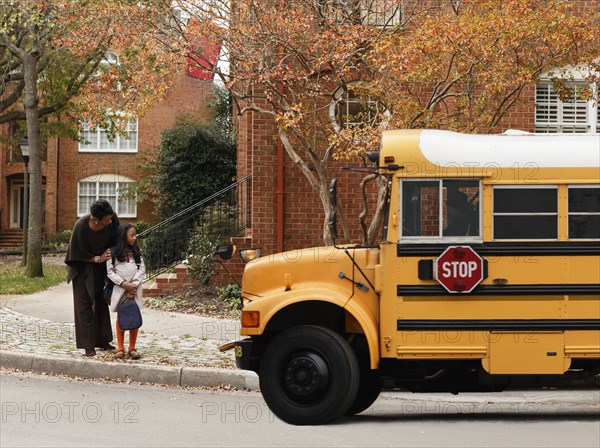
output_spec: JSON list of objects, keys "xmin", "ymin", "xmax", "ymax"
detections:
[{"xmin": 1, "ymin": 370, "xmax": 599, "ymax": 448}]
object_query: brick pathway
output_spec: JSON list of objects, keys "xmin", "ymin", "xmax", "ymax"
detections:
[{"xmin": 0, "ymin": 307, "xmax": 236, "ymax": 368}]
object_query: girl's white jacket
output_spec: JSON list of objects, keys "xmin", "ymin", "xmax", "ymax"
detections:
[{"xmin": 106, "ymin": 252, "xmax": 145, "ymax": 313}]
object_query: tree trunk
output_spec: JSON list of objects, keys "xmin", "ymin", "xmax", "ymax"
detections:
[
  {"xmin": 23, "ymin": 52, "xmax": 44, "ymax": 278},
  {"xmin": 366, "ymin": 175, "xmax": 389, "ymax": 246},
  {"xmin": 319, "ymin": 185, "xmax": 333, "ymax": 246},
  {"xmin": 278, "ymin": 128, "xmax": 338, "ymax": 246}
]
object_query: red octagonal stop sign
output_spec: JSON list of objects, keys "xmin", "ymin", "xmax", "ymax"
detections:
[{"xmin": 434, "ymin": 246, "xmax": 484, "ymax": 293}]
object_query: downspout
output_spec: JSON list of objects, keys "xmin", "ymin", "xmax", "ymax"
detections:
[
  {"xmin": 55, "ymin": 136, "xmax": 60, "ymax": 231},
  {"xmin": 276, "ymin": 103, "xmax": 284, "ymax": 253},
  {"xmin": 276, "ymin": 26, "xmax": 285, "ymax": 253}
]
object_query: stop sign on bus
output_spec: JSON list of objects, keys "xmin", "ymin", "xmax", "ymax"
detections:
[{"xmin": 434, "ymin": 246, "xmax": 484, "ymax": 293}]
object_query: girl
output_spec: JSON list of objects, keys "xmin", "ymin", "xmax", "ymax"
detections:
[{"xmin": 107, "ymin": 223, "xmax": 145, "ymax": 359}]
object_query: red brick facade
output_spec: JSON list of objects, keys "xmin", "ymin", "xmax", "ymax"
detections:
[
  {"xmin": 232, "ymin": 0, "xmax": 597, "ymax": 257},
  {"xmin": 231, "ymin": 0, "xmax": 600, "ymax": 257},
  {"xmin": 232, "ymin": 69, "xmax": 576, "ymax": 258},
  {"xmin": 0, "ymin": 74, "xmax": 216, "ymax": 238}
]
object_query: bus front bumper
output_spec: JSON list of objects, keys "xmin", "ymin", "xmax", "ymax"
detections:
[{"xmin": 219, "ymin": 339, "xmax": 254, "ymax": 370}]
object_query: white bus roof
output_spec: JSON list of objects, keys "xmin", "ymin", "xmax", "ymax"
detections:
[{"xmin": 383, "ymin": 129, "xmax": 600, "ymax": 169}]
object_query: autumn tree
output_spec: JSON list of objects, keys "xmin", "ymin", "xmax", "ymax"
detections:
[
  {"xmin": 0, "ymin": 0, "xmax": 179, "ymax": 276},
  {"xmin": 179, "ymin": 0, "xmax": 411, "ymax": 244},
  {"xmin": 372, "ymin": 0, "xmax": 600, "ymax": 133},
  {"xmin": 176, "ymin": 0, "xmax": 599, "ymax": 246}
]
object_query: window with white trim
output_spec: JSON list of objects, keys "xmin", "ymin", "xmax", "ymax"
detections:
[
  {"xmin": 78, "ymin": 176, "xmax": 137, "ymax": 218},
  {"xmin": 568, "ymin": 186, "xmax": 600, "ymax": 240},
  {"xmin": 493, "ymin": 186, "xmax": 558, "ymax": 240},
  {"xmin": 79, "ymin": 118, "xmax": 138, "ymax": 152},
  {"xmin": 330, "ymin": 83, "xmax": 389, "ymax": 131},
  {"xmin": 535, "ymin": 82, "xmax": 598, "ymax": 133}
]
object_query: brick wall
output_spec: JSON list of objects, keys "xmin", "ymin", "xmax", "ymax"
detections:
[
  {"xmin": 52, "ymin": 75, "xmax": 216, "ymax": 233},
  {"xmin": 233, "ymin": 64, "xmax": 567, "ymax": 259}
]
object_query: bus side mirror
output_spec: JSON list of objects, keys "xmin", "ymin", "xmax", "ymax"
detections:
[
  {"xmin": 328, "ymin": 210, "xmax": 338, "ymax": 241},
  {"xmin": 214, "ymin": 243, "xmax": 235, "ymax": 260},
  {"xmin": 329, "ymin": 178, "xmax": 337, "ymax": 207},
  {"xmin": 329, "ymin": 178, "xmax": 338, "ymax": 241},
  {"xmin": 366, "ymin": 152, "xmax": 379, "ymax": 164}
]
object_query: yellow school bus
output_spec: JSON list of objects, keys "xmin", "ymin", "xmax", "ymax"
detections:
[{"xmin": 222, "ymin": 129, "xmax": 600, "ymax": 425}]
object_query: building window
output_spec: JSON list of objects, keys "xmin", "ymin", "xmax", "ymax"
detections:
[
  {"xmin": 535, "ymin": 82, "xmax": 598, "ymax": 133},
  {"xmin": 493, "ymin": 186, "xmax": 558, "ymax": 240},
  {"xmin": 171, "ymin": 6, "xmax": 190, "ymax": 27},
  {"xmin": 330, "ymin": 83, "xmax": 389, "ymax": 131},
  {"xmin": 361, "ymin": 0, "xmax": 402, "ymax": 27},
  {"xmin": 78, "ymin": 176, "xmax": 137, "ymax": 217},
  {"xmin": 79, "ymin": 118, "xmax": 138, "ymax": 152},
  {"xmin": 568, "ymin": 186, "xmax": 600, "ymax": 240},
  {"xmin": 320, "ymin": 1, "xmax": 402, "ymax": 27},
  {"xmin": 401, "ymin": 180, "xmax": 480, "ymax": 240}
]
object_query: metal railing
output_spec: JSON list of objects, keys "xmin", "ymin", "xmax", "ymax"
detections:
[{"xmin": 138, "ymin": 175, "xmax": 251, "ymax": 279}]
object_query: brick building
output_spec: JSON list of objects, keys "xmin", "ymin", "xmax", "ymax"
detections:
[
  {"xmin": 233, "ymin": 1, "xmax": 599, "ymax": 259},
  {"xmin": 0, "ymin": 73, "xmax": 216, "ymax": 248},
  {"xmin": 1, "ymin": 1, "xmax": 597, "ymax": 269}
]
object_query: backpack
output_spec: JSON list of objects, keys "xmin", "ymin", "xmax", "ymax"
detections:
[
  {"xmin": 118, "ymin": 297, "xmax": 143, "ymax": 330},
  {"xmin": 102, "ymin": 246, "xmax": 141, "ymax": 305}
]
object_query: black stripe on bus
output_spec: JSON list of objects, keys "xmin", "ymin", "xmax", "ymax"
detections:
[
  {"xmin": 397, "ymin": 242, "xmax": 600, "ymax": 257},
  {"xmin": 397, "ymin": 284, "xmax": 600, "ymax": 296},
  {"xmin": 397, "ymin": 319, "xmax": 600, "ymax": 331}
]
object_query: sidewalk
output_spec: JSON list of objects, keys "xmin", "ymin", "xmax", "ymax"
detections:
[{"xmin": 0, "ymin": 282, "xmax": 258, "ymax": 390}]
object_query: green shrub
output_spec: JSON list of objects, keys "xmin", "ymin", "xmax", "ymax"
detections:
[
  {"xmin": 139, "ymin": 225, "xmax": 188, "ymax": 273},
  {"xmin": 134, "ymin": 221, "xmax": 149, "ymax": 234},
  {"xmin": 187, "ymin": 233, "xmax": 220, "ymax": 284},
  {"xmin": 153, "ymin": 122, "xmax": 236, "ymax": 217},
  {"xmin": 42, "ymin": 230, "xmax": 72, "ymax": 251},
  {"xmin": 46, "ymin": 230, "xmax": 72, "ymax": 245},
  {"xmin": 186, "ymin": 202, "xmax": 243, "ymax": 284},
  {"xmin": 218, "ymin": 283, "xmax": 242, "ymax": 310}
]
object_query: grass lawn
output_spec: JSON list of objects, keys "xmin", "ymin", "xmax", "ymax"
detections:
[{"xmin": 0, "ymin": 260, "xmax": 67, "ymax": 295}]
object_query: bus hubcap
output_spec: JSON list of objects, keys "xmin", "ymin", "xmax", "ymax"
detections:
[{"xmin": 283, "ymin": 351, "xmax": 329, "ymax": 398}]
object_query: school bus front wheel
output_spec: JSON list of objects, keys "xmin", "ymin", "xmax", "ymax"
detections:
[{"xmin": 257, "ymin": 325, "xmax": 360, "ymax": 426}]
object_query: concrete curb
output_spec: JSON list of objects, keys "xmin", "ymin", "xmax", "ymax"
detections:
[
  {"xmin": 2, "ymin": 350, "xmax": 598, "ymax": 407},
  {"xmin": 0, "ymin": 350, "xmax": 259, "ymax": 391}
]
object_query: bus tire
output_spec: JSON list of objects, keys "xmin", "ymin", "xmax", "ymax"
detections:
[
  {"xmin": 345, "ymin": 369, "xmax": 382, "ymax": 416},
  {"xmin": 345, "ymin": 335, "xmax": 383, "ymax": 416},
  {"xmin": 259, "ymin": 325, "xmax": 360, "ymax": 425}
]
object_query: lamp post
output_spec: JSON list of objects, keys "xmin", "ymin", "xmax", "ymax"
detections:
[{"xmin": 19, "ymin": 138, "xmax": 29, "ymax": 266}]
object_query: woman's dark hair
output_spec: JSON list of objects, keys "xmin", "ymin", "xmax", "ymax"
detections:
[
  {"xmin": 90, "ymin": 199, "xmax": 114, "ymax": 220},
  {"xmin": 115, "ymin": 223, "xmax": 141, "ymax": 262}
]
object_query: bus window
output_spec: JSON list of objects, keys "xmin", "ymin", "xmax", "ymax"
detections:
[
  {"xmin": 568, "ymin": 186, "xmax": 600, "ymax": 239},
  {"xmin": 401, "ymin": 180, "xmax": 480, "ymax": 239},
  {"xmin": 493, "ymin": 186, "xmax": 558, "ymax": 240},
  {"xmin": 444, "ymin": 180, "xmax": 479, "ymax": 237}
]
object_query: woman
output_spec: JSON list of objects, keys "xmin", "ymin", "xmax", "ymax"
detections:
[
  {"xmin": 65, "ymin": 199, "xmax": 119, "ymax": 356},
  {"xmin": 106, "ymin": 223, "xmax": 145, "ymax": 360}
]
